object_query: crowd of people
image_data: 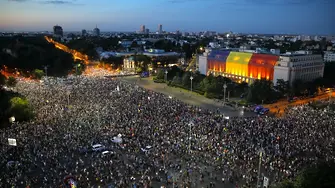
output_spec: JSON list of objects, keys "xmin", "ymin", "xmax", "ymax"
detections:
[{"xmin": 0, "ymin": 74, "xmax": 334, "ymax": 188}]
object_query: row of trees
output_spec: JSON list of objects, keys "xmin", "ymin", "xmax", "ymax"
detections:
[
  {"xmin": 66, "ymin": 35, "xmax": 208, "ymax": 61},
  {"xmin": 155, "ymin": 65, "xmax": 334, "ymax": 104}
]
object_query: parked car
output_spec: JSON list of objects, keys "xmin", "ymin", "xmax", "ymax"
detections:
[
  {"xmin": 92, "ymin": 144, "xmax": 106, "ymax": 152},
  {"xmin": 140, "ymin": 72, "xmax": 149, "ymax": 78},
  {"xmin": 254, "ymin": 105, "xmax": 263, "ymax": 113},
  {"xmin": 259, "ymin": 108, "xmax": 269, "ymax": 115}
]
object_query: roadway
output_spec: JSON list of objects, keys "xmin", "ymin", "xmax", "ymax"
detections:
[
  {"xmin": 121, "ymin": 76, "xmax": 256, "ymax": 117},
  {"xmin": 263, "ymin": 92, "xmax": 335, "ymax": 117}
]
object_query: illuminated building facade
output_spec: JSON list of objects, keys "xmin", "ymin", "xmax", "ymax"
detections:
[
  {"xmin": 123, "ymin": 56, "xmax": 136, "ymax": 72},
  {"xmin": 201, "ymin": 50, "xmax": 278, "ymax": 83},
  {"xmin": 198, "ymin": 50, "xmax": 324, "ymax": 85}
]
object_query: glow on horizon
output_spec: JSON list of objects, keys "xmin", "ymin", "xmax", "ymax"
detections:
[{"xmin": 0, "ymin": 0, "xmax": 334, "ymax": 34}]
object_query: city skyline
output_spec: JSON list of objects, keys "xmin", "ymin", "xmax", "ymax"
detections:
[{"xmin": 1, "ymin": 0, "xmax": 334, "ymax": 35}]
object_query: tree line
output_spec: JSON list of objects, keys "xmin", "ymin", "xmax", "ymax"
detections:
[{"xmin": 154, "ymin": 63, "xmax": 335, "ymax": 104}]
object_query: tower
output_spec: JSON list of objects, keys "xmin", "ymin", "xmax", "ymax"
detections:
[{"xmin": 158, "ymin": 24, "xmax": 162, "ymax": 34}]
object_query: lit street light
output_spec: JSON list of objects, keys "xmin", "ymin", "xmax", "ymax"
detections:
[
  {"xmin": 43, "ymin": 65, "xmax": 49, "ymax": 81},
  {"xmin": 165, "ymin": 70, "xmax": 168, "ymax": 82},
  {"xmin": 223, "ymin": 83, "xmax": 227, "ymax": 106},
  {"xmin": 66, "ymin": 91, "xmax": 71, "ymax": 106},
  {"xmin": 190, "ymin": 76, "xmax": 194, "ymax": 93}
]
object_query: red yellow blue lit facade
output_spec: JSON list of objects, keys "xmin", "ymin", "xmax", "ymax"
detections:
[{"xmin": 207, "ymin": 50, "xmax": 279, "ymax": 82}]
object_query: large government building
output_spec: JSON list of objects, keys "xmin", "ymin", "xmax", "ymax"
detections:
[{"xmin": 198, "ymin": 49, "xmax": 324, "ymax": 85}]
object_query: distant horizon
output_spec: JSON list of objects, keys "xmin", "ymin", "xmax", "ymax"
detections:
[
  {"xmin": 1, "ymin": 29, "xmax": 333, "ymax": 37},
  {"xmin": 1, "ymin": 0, "xmax": 334, "ymax": 36}
]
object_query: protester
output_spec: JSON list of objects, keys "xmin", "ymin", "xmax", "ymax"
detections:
[{"xmin": 0, "ymin": 74, "xmax": 334, "ymax": 188}]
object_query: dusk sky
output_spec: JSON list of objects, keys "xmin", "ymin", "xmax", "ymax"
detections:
[{"xmin": 1, "ymin": 0, "xmax": 334, "ymax": 35}]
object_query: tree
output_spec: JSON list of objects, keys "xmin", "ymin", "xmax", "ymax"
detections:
[
  {"xmin": 294, "ymin": 162, "xmax": 335, "ymax": 188},
  {"xmin": 33, "ymin": 69, "xmax": 44, "ymax": 79},
  {"xmin": 9, "ymin": 97, "xmax": 33, "ymax": 122},
  {"xmin": 168, "ymin": 65, "xmax": 182, "ymax": 80},
  {"xmin": 182, "ymin": 43, "xmax": 193, "ymax": 59},
  {"xmin": 6, "ymin": 76, "xmax": 17, "ymax": 87},
  {"xmin": 323, "ymin": 62, "xmax": 335, "ymax": 87},
  {"xmin": 199, "ymin": 74, "xmax": 218, "ymax": 94},
  {"xmin": 305, "ymin": 81, "xmax": 317, "ymax": 95},
  {"xmin": 273, "ymin": 179, "xmax": 295, "ymax": 188},
  {"xmin": 182, "ymin": 71, "xmax": 192, "ymax": 87},
  {"xmin": 102, "ymin": 56, "xmax": 123, "ymax": 69},
  {"xmin": 274, "ymin": 162, "xmax": 335, "ymax": 188},
  {"xmin": 276, "ymin": 79, "xmax": 290, "ymax": 97},
  {"xmin": 74, "ymin": 63, "xmax": 84, "ymax": 75},
  {"xmin": 247, "ymin": 79, "xmax": 275, "ymax": 103},
  {"xmin": 291, "ymin": 79, "xmax": 306, "ymax": 96},
  {"xmin": 0, "ymin": 36, "xmax": 76, "ymax": 77},
  {"xmin": 156, "ymin": 69, "xmax": 165, "ymax": 80},
  {"xmin": 0, "ymin": 73, "xmax": 5, "ymax": 86},
  {"xmin": 171, "ymin": 76, "xmax": 182, "ymax": 85},
  {"xmin": 134, "ymin": 55, "xmax": 151, "ymax": 73},
  {"xmin": 131, "ymin": 41, "xmax": 139, "ymax": 48}
]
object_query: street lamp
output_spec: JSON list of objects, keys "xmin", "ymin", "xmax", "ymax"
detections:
[
  {"xmin": 75, "ymin": 63, "xmax": 81, "ymax": 75},
  {"xmin": 43, "ymin": 65, "xmax": 49, "ymax": 82},
  {"xmin": 165, "ymin": 70, "xmax": 168, "ymax": 82},
  {"xmin": 190, "ymin": 76, "xmax": 194, "ymax": 93},
  {"xmin": 66, "ymin": 91, "xmax": 71, "ymax": 106},
  {"xmin": 223, "ymin": 83, "xmax": 227, "ymax": 106}
]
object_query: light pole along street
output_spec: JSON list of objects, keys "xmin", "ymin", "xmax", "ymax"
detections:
[
  {"xmin": 190, "ymin": 75, "xmax": 194, "ymax": 94},
  {"xmin": 223, "ymin": 82, "xmax": 227, "ymax": 106},
  {"xmin": 164, "ymin": 70, "xmax": 168, "ymax": 82}
]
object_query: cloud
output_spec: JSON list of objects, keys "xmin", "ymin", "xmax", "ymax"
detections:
[
  {"xmin": 7, "ymin": 0, "xmax": 84, "ymax": 5},
  {"xmin": 40, "ymin": 0, "xmax": 75, "ymax": 4},
  {"xmin": 166, "ymin": 0, "xmax": 332, "ymax": 5},
  {"xmin": 7, "ymin": 0, "xmax": 29, "ymax": 2}
]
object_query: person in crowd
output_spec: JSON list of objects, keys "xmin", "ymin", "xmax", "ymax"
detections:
[{"xmin": 0, "ymin": 73, "xmax": 334, "ymax": 188}]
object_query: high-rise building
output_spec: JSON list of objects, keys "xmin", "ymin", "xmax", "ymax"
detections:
[
  {"xmin": 82, "ymin": 29, "xmax": 87, "ymax": 36},
  {"xmin": 140, "ymin": 25, "xmax": 146, "ymax": 33},
  {"xmin": 93, "ymin": 25, "xmax": 100, "ymax": 37},
  {"xmin": 145, "ymin": 29, "xmax": 149, "ymax": 34},
  {"xmin": 53, "ymin": 25, "xmax": 63, "ymax": 37},
  {"xmin": 158, "ymin": 24, "xmax": 162, "ymax": 34}
]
